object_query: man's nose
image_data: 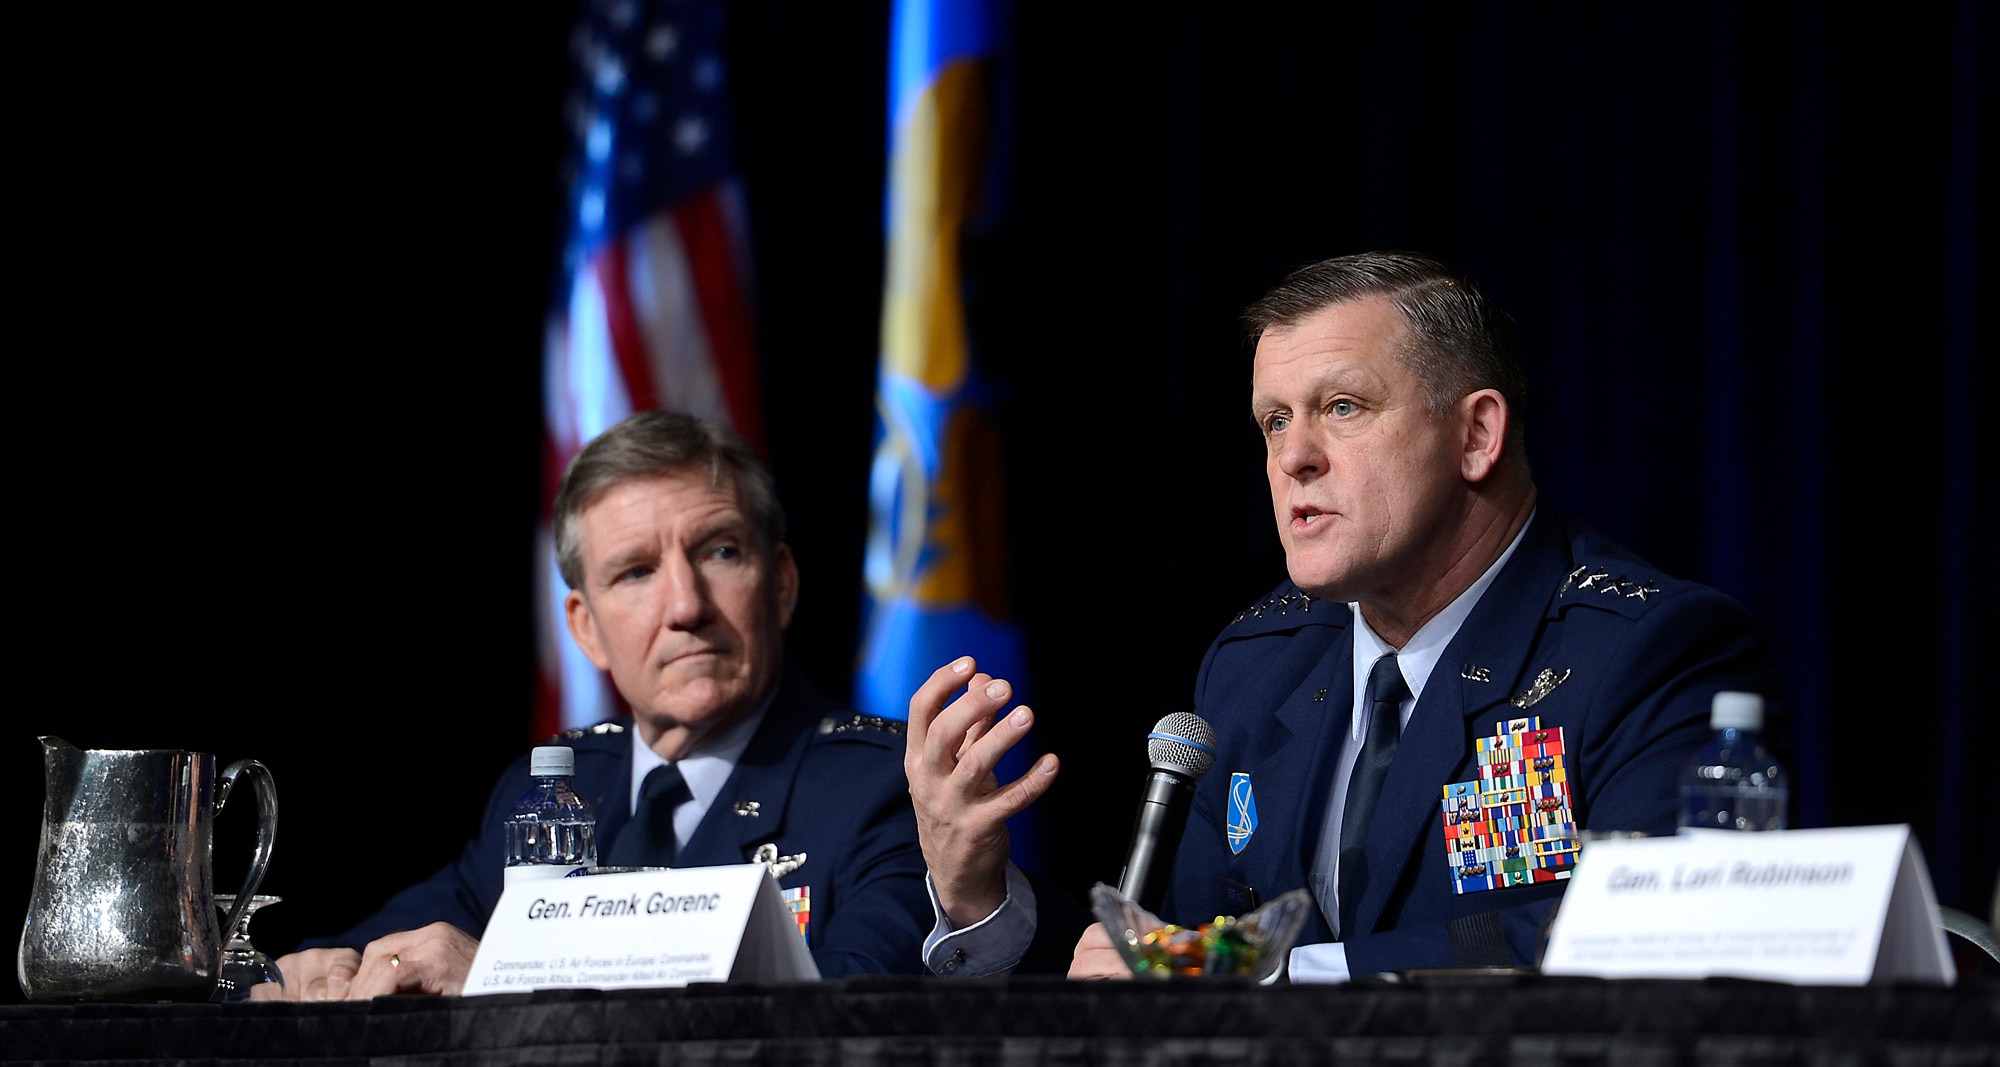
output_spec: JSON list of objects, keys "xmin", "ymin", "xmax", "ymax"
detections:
[
  {"xmin": 1276, "ymin": 426, "xmax": 1323, "ymax": 481},
  {"xmin": 660, "ymin": 556, "xmax": 712, "ymax": 630}
]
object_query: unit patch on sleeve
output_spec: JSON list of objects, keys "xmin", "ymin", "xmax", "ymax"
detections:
[{"xmin": 1438, "ymin": 716, "xmax": 1579, "ymax": 894}]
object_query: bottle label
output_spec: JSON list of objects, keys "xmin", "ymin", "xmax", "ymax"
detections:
[{"xmin": 504, "ymin": 862, "xmax": 587, "ymax": 886}]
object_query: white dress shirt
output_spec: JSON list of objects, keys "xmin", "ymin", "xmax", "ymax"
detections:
[
  {"xmin": 625, "ymin": 700, "xmax": 767, "ymax": 853},
  {"xmin": 1290, "ymin": 516, "xmax": 1530, "ymax": 982}
]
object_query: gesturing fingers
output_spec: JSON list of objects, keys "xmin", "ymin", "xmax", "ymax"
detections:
[
  {"xmin": 906, "ymin": 657, "xmax": 977, "ymax": 764},
  {"xmin": 907, "ymin": 659, "xmax": 1020, "ymax": 784},
  {"xmin": 906, "ymin": 657, "xmax": 1061, "ymax": 930},
  {"xmin": 904, "ymin": 656, "xmax": 1057, "ymax": 823}
]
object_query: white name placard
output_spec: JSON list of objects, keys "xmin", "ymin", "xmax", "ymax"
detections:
[
  {"xmin": 1541, "ymin": 824, "xmax": 1953, "ymax": 985},
  {"xmin": 462, "ymin": 864, "xmax": 818, "ymax": 996}
]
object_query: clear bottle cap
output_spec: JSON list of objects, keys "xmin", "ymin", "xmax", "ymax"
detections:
[
  {"xmin": 529, "ymin": 746, "xmax": 575, "ymax": 777},
  {"xmin": 1709, "ymin": 691, "xmax": 1764, "ymax": 731}
]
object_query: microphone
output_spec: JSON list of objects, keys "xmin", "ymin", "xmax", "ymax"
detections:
[{"xmin": 1115, "ymin": 712, "xmax": 1218, "ymax": 913}]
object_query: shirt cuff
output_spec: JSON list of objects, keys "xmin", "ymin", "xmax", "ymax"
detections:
[
  {"xmin": 1285, "ymin": 941, "xmax": 1352, "ymax": 984},
  {"xmin": 922, "ymin": 863, "xmax": 1037, "ymax": 978}
]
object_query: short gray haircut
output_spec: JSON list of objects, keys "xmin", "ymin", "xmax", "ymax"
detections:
[
  {"xmin": 553, "ymin": 410, "xmax": 785, "ymax": 590},
  {"xmin": 1243, "ymin": 251, "xmax": 1528, "ymax": 445}
]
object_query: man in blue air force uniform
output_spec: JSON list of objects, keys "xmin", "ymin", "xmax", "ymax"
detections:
[
  {"xmin": 271, "ymin": 412, "xmax": 930, "ymax": 998},
  {"xmin": 905, "ymin": 252, "xmax": 1783, "ymax": 980}
]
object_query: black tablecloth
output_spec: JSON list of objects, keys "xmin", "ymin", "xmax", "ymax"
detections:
[{"xmin": 4, "ymin": 975, "xmax": 1995, "ymax": 1065}]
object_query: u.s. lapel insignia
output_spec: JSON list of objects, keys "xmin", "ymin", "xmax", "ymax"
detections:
[
  {"xmin": 752, "ymin": 841, "xmax": 807, "ymax": 879},
  {"xmin": 1227, "ymin": 772, "xmax": 1258, "ymax": 855},
  {"xmin": 1509, "ymin": 667, "xmax": 1571, "ymax": 709},
  {"xmin": 733, "ymin": 801, "xmax": 761, "ymax": 817},
  {"xmin": 1438, "ymin": 716, "xmax": 1578, "ymax": 894},
  {"xmin": 1461, "ymin": 664, "xmax": 1492, "ymax": 683}
]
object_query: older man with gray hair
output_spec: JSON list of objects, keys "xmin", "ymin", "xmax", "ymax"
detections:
[{"xmin": 273, "ymin": 410, "xmax": 932, "ymax": 998}]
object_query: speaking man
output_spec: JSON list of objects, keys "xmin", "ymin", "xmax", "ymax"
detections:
[
  {"xmin": 272, "ymin": 411, "xmax": 931, "ymax": 998},
  {"xmin": 907, "ymin": 251, "xmax": 1783, "ymax": 980}
]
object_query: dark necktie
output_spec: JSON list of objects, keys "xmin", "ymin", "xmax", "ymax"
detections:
[
  {"xmin": 1338, "ymin": 653, "xmax": 1410, "ymax": 935},
  {"xmin": 608, "ymin": 763, "xmax": 691, "ymax": 867}
]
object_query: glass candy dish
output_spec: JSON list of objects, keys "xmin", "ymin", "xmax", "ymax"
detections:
[{"xmin": 1089, "ymin": 883, "xmax": 1312, "ymax": 981}]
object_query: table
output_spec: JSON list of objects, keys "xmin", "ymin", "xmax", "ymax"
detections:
[{"xmin": 4, "ymin": 975, "xmax": 1994, "ymax": 1065}]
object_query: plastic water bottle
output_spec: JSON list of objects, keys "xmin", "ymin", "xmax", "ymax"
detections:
[
  {"xmin": 1678, "ymin": 692, "xmax": 1787, "ymax": 832},
  {"xmin": 503, "ymin": 746, "xmax": 598, "ymax": 884}
]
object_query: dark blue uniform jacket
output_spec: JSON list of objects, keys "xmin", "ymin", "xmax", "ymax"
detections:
[
  {"xmin": 1164, "ymin": 509, "xmax": 1785, "ymax": 976},
  {"xmin": 321, "ymin": 667, "xmax": 931, "ymax": 977}
]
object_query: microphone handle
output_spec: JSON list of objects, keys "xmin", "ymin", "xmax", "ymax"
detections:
[{"xmin": 1116, "ymin": 769, "xmax": 1195, "ymax": 913}]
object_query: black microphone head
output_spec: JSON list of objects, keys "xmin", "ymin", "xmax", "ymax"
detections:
[{"xmin": 1146, "ymin": 713, "xmax": 1218, "ymax": 779}]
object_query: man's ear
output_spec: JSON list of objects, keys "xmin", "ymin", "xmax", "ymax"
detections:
[
  {"xmin": 773, "ymin": 543, "xmax": 800, "ymax": 629},
  {"xmin": 1461, "ymin": 389, "xmax": 1509, "ymax": 484},
  {"xmin": 564, "ymin": 588, "xmax": 611, "ymax": 671}
]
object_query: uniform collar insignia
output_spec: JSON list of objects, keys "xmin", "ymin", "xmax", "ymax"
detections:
[{"xmin": 733, "ymin": 801, "xmax": 761, "ymax": 817}]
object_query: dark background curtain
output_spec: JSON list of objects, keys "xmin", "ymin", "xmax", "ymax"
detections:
[{"xmin": 8, "ymin": 2, "xmax": 1990, "ymax": 994}]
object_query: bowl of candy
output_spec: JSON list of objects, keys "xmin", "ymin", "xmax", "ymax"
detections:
[{"xmin": 1089, "ymin": 883, "xmax": 1313, "ymax": 981}]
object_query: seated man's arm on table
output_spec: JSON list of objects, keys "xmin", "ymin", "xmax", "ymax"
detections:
[
  {"xmin": 264, "ymin": 923, "xmax": 482, "ymax": 1000},
  {"xmin": 905, "ymin": 657, "xmax": 1063, "ymax": 976},
  {"xmin": 268, "ymin": 761, "xmax": 520, "ymax": 999}
]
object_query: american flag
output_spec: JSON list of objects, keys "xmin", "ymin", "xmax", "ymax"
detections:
[{"xmin": 537, "ymin": 0, "xmax": 763, "ymax": 738}]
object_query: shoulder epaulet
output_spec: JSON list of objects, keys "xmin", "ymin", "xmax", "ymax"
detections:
[
  {"xmin": 541, "ymin": 721, "xmax": 627, "ymax": 744},
  {"xmin": 816, "ymin": 713, "xmax": 907, "ymax": 738},
  {"xmin": 1228, "ymin": 588, "xmax": 1317, "ymax": 625},
  {"xmin": 1555, "ymin": 563, "xmax": 1664, "ymax": 616},
  {"xmin": 1223, "ymin": 586, "xmax": 1350, "ymax": 636}
]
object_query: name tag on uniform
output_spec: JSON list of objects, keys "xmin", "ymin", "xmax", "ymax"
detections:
[{"xmin": 464, "ymin": 864, "xmax": 819, "ymax": 995}]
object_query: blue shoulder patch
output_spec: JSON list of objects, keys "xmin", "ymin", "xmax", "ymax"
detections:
[{"xmin": 1227, "ymin": 772, "xmax": 1258, "ymax": 855}]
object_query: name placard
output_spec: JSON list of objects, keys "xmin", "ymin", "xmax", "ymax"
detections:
[
  {"xmin": 462, "ymin": 864, "xmax": 818, "ymax": 996},
  {"xmin": 1541, "ymin": 824, "xmax": 1953, "ymax": 985}
]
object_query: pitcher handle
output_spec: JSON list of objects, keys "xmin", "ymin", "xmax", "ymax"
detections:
[{"xmin": 215, "ymin": 759, "xmax": 278, "ymax": 943}]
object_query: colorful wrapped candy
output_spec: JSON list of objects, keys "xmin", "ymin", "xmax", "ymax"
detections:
[
  {"xmin": 1091, "ymin": 884, "xmax": 1313, "ymax": 982},
  {"xmin": 1128, "ymin": 916, "xmax": 1259, "ymax": 976}
]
